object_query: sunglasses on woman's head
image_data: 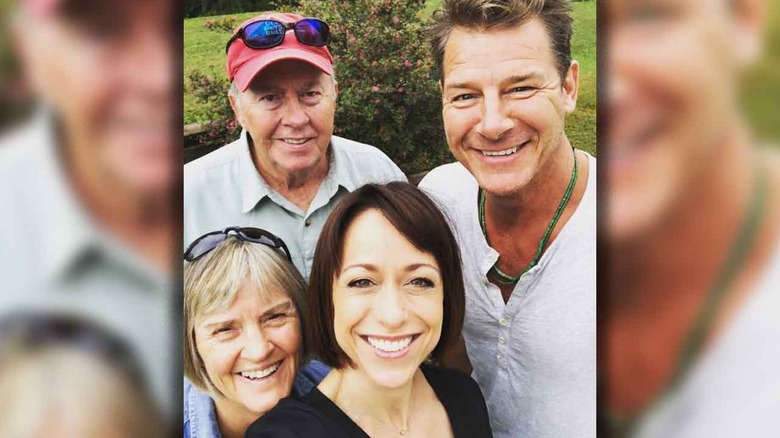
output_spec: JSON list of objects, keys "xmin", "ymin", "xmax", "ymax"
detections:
[
  {"xmin": 184, "ymin": 227, "xmax": 292, "ymax": 262},
  {"xmin": 225, "ymin": 18, "xmax": 330, "ymax": 53}
]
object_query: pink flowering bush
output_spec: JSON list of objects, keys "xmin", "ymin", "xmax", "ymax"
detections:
[
  {"xmin": 187, "ymin": 1, "xmax": 450, "ymax": 174},
  {"xmin": 187, "ymin": 69, "xmax": 241, "ymax": 144},
  {"xmin": 204, "ymin": 16, "xmax": 239, "ymax": 32},
  {"xmin": 297, "ymin": 0, "xmax": 449, "ymax": 174}
]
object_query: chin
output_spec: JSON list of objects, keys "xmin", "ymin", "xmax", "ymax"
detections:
[{"xmin": 363, "ymin": 366, "xmax": 418, "ymax": 389}]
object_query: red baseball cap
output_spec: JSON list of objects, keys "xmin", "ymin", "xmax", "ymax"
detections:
[{"xmin": 226, "ymin": 12, "xmax": 334, "ymax": 92}]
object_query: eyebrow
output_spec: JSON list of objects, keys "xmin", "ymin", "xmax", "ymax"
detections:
[
  {"xmin": 202, "ymin": 300, "xmax": 295, "ymax": 329},
  {"xmin": 340, "ymin": 263, "xmax": 440, "ymax": 274},
  {"xmin": 445, "ymin": 73, "xmax": 542, "ymax": 91}
]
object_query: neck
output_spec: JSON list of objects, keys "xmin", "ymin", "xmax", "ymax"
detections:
[
  {"xmin": 213, "ymin": 398, "xmax": 258, "ymax": 438},
  {"xmin": 608, "ymin": 122, "xmax": 755, "ymax": 312},
  {"xmin": 63, "ymin": 129, "xmax": 174, "ymax": 273},
  {"xmin": 251, "ymin": 137, "xmax": 330, "ymax": 212},
  {"xmin": 330, "ymin": 368, "xmax": 419, "ymax": 434},
  {"xmin": 485, "ymin": 138, "xmax": 577, "ymax": 229}
]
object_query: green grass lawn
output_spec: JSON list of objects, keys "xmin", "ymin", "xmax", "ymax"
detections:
[{"xmin": 184, "ymin": 1, "xmax": 598, "ymax": 156}]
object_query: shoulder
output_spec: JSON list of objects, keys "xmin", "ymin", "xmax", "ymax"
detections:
[
  {"xmin": 184, "ymin": 136, "xmax": 244, "ymax": 183},
  {"xmin": 422, "ymin": 364, "xmax": 482, "ymax": 399},
  {"xmin": 0, "ymin": 120, "xmax": 47, "ymax": 179},
  {"xmin": 418, "ymin": 162, "xmax": 475, "ymax": 198},
  {"xmin": 331, "ymin": 136, "xmax": 407, "ymax": 184},
  {"xmin": 246, "ymin": 396, "xmax": 338, "ymax": 438},
  {"xmin": 422, "ymin": 365, "xmax": 493, "ymax": 437}
]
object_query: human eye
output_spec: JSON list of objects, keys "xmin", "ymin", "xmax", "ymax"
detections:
[
  {"xmin": 451, "ymin": 93, "xmax": 475, "ymax": 102},
  {"xmin": 301, "ymin": 89, "xmax": 323, "ymax": 104},
  {"xmin": 258, "ymin": 93, "xmax": 278, "ymax": 103},
  {"xmin": 511, "ymin": 86, "xmax": 534, "ymax": 93},
  {"xmin": 262, "ymin": 312, "xmax": 290, "ymax": 326},
  {"xmin": 211, "ymin": 325, "xmax": 235, "ymax": 336},
  {"xmin": 347, "ymin": 278, "xmax": 375, "ymax": 288},
  {"xmin": 408, "ymin": 277, "xmax": 435, "ymax": 288}
]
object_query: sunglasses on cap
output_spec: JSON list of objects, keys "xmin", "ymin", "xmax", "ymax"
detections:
[
  {"xmin": 184, "ymin": 226, "xmax": 292, "ymax": 263},
  {"xmin": 225, "ymin": 18, "xmax": 330, "ymax": 53}
]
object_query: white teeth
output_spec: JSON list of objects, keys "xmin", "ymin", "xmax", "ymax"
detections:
[
  {"xmin": 283, "ymin": 139, "xmax": 308, "ymax": 145},
  {"xmin": 240, "ymin": 362, "xmax": 280, "ymax": 380},
  {"xmin": 366, "ymin": 336, "xmax": 413, "ymax": 352},
  {"xmin": 481, "ymin": 146, "xmax": 518, "ymax": 157}
]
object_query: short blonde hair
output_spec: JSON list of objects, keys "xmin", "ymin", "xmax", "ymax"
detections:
[{"xmin": 183, "ymin": 237, "xmax": 307, "ymax": 394}]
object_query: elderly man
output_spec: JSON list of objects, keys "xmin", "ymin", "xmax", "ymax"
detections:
[
  {"xmin": 0, "ymin": 0, "xmax": 177, "ymax": 428},
  {"xmin": 419, "ymin": 1, "xmax": 596, "ymax": 437},
  {"xmin": 184, "ymin": 12, "xmax": 406, "ymax": 279},
  {"xmin": 605, "ymin": 0, "xmax": 780, "ymax": 436}
]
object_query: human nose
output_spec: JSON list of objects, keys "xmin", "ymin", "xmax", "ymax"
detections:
[
  {"xmin": 280, "ymin": 99, "xmax": 311, "ymax": 127},
  {"xmin": 374, "ymin": 285, "xmax": 406, "ymax": 329},
  {"xmin": 476, "ymin": 94, "xmax": 514, "ymax": 140},
  {"xmin": 240, "ymin": 325, "xmax": 273, "ymax": 361}
]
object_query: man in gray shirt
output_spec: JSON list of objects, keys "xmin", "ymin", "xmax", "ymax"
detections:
[
  {"xmin": 184, "ymin": 12, "xmax": 406, "ymax": 279},
  {"xmin": 419, "ymin": 1, "xmax": 596, "ymax": 436},
  {"xmin": 1, "ymin": 0, "xmax": 177, "ymax": 429}
]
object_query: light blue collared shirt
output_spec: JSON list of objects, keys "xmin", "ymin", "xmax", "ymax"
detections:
[
  {"xmin": 184, "ymin": 131, "xmax": 407, "ymax": 280},
  {"xmin": 183, "ymin": 360, "xmax": 331, "ymax": 438}
]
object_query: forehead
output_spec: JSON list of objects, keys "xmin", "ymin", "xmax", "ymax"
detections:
[
  {"xmin": 247, "ymin": 60, "xmax": 330, "ymax": 91},
  {"xmin": 341, "ymin": 209, "xmax": 438, "ymax": 265},
  {"xmin": 53, "ymin": 0, "xmax": 168, "ymax": 27},
  {"xmin": 442, "ymin": 18, "xmax": 556, "ymax": 81},
  {"xmin": 200, "ymin": 282, "xmax": 292, "ymax": 322}
]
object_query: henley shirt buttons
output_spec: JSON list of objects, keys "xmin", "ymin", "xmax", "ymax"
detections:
[
  {"xmin": 499, "ymin": 318, "xmax": 509, "ymax": 327},
  {"xmin": 498, "ymin": 335, "xmax": 507, "ymax": 345},
  {"xmin": 497, "ymin": 354, "xmax": 505, "ymax": 365}
]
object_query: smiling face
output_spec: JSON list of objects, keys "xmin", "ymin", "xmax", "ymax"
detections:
[
  {"xmin": 15, "ymin": 0, "xmax": 174, "ymax": 195},
  {"xmin": 606, "ymin": 0, "xmax": 755, "ymax": 241},
  {"xmin": 230, "ymin": 60, "xmax": 337, "ymax": 181},
  {"xmin": 441, "ymin": 18, "xmax": 578, "ymax": 197},
  {"xmin": 194, "ymin": 282, "xmax": 301, "ymax": 420},
  {"xmin": 332, "ymin": 209, "xmax": 444, "ymax": 389}
]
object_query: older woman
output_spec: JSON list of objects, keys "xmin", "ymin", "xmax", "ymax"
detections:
[
  {"xmin": 183, "ymin": 227, "xmax": 329, "ymax": 438},
  {"xmin": 247, "ymin": 183, "xmax": 493, "ymax": 437}
]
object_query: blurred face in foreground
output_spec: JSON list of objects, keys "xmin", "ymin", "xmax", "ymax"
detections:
[
  {"xmin": 606, "ymin": 0, "xmax": 763, "ymax": 241},
  {"xmin": 332, "ymin": 209, "xmax": 444, "ymax": 389},
  {"xmin": 194, "ymin": 283, "xmax": 301, "ymax": 420},
  {"xmin": 14, "ymin": 0, "xmax": 174, "ymax": 195},
  {"xmin": 440, "ymin": 18, "xmax": 579, "ymax": 197}
]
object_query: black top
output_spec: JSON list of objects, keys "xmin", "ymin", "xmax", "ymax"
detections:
[{"xmin": 246, "ymin": 364, "xmax": 493, "ymax": 438}]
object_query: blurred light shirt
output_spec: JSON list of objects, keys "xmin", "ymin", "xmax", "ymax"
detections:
[
  {"xmin": 635, "ymin": 243, "xmax": 780, "ymax": 438},
  {"xmin": 0, "ymin": 111, "xmax": 177, "ymax": 418},
  {"xmin": 184, "ymin": 130, "xmax": 406, "ymax": 280}
]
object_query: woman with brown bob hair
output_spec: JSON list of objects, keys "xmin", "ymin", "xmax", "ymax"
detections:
[{"xmin": 247, "ymin": 182, "xmax": 492, "ymax": 437}]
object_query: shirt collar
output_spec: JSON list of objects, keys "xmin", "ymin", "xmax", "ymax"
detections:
[
  {"xmin": 238, "ymin": 131, "xmax": 357, "ymax": 213},
  {"xmin": 26, "ymin": 112, "xmax": 100, "ymax": 284},
  {"xmin": 28, "ymin": 111, "xmax": 167, "ymax": 288}
]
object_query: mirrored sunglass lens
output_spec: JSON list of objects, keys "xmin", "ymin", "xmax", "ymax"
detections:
[
  {"xmin": 188, "ymin": 233, "xmax": 226, "ymax": 259},
  {"xmin": 244, "ymin": 20, "xmax": 286, "ymax": 48},
  {"xmin": 295, "ymin": 19, "xmax": 328, "ymax": 46}
]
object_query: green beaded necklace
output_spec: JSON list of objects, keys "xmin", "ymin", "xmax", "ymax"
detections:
[
  {"xmin": 602, "ymin": 158, "xmax": 769, "ymax": 437},
  {"xmin": 479, "ymin": 147, "xmax": 579, "ymax": 285}
]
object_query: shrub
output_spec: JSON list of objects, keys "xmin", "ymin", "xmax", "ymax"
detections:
[
  {"xmin": 186, "ymin": 69, "xmax": 241, "ymax": 144},
  {"xmin": 204, "ymin": 16, "xmax": 239, "ymax": 32},
  {"xmin": 186, "ymin": 1, "xmax": 451, "ymax": 174},
  {"xmin": 296, "ymin": 0, "xmax": 450, "ymax": 174}
]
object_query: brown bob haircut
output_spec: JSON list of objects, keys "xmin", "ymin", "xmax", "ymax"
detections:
[
  {"xmin": 307, "ymin": 182, "xmax": 465, "ymax": 369},
  {"xmin": 428, "ymin": 0, "xmax": 574, "ymax": 83}
]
